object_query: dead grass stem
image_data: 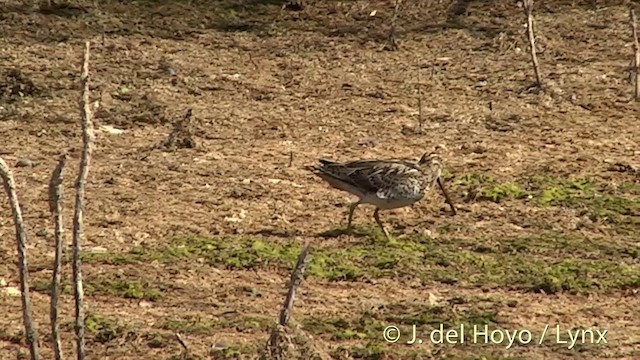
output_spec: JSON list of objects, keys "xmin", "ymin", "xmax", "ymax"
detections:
[
  {"xmin": 523, "ymin": 0, "xmax": 543, "ymax": 87},
  {"xmin": 0, "ymin": 158, "xmax": 40, "ymax": 360},
  {"xmin": 629, "ymin": 8, "xmax": 640, "ymax": 100},
  {"xmin": 48, "ymin": 153, "xmax": 68, "ymax": 360},
  {"xmin": 71, "ymin": 40, "xmax": 95, "ymax": 360}
]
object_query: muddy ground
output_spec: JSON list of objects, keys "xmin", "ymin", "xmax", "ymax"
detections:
[{"xmin": 0, "ymin": 0, "xmax": 638, "ymax": 359}]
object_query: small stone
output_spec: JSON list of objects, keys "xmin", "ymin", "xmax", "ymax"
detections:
[
  {"xmin": 139, "ymin": 300, "xmax": 153, "ymax": 308},
  {"xmin": 4, "ymin": 286, "xmax": 21, "ymax": 297},
  {"xmin": 0, "ymin": 278, "xmax": 7, "ymax": 287},
  {"xmin": 99, "ymin": 125, "xmax": 126, "ymax": 135},
  {"xmin": 87, "ymin": 246, "xmax": 108, "ymax": 253},
  {"xmin": 211, "ymin": 342, "xmax": 228, "ymax": 351},
  {"xmin": 15, "ymin": 159, "xmax": 34, "ymax": 167},
  {"xmin": 428, "ymin": 292, "xmax": 442, "ymax": 306}
]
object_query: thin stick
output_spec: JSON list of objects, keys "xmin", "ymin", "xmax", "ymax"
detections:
[
  {"xmin": 630, "ymin": 8, "xmax": 640, "ymax": 100},
  {"xmin": 265, "ymin": 242, "xmax": 312, "ymax": 355},
  {"xmin": 0, "ymin": 157, "xmax": 40, "ymax": 360},
  {"xmin": 523, "ymin": 0, "xmax": 542, "ymax": 87},
  {"xmin": 388, "ymin": 0, "xmax": 402, "ymax": 50},
  {"xmin": 417, "ymin": 67, "xmax": 423, "ymax": 132},
  {"xmin": 49, "ymin": 153, "xmax": 68, "ymax": 360},
  {"xmin": 278, "ymin": 242, "xmax": 312, "ymax": 327},
  {"xmin": 73, "ymin": 40, "xmax": 95, "ymax": 360},
  {"xmin": 174, "ymin": 332, "xmax": 189, "ymax": 352}
]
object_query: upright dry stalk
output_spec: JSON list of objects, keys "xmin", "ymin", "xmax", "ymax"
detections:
[
  {"xmin": 629, "ymin": 8, "xmax": 640, "ymax": 100},
  {"xmin": 0, "ymin": 158, "xmax": 40, "ymax": 360},
  {"xmin": 48, "ymin": 153, "xmax": 68, "ymax": 360},
  {"xmin": 264, "ymin": 242, "xmax": 327, "ymax": 360},
  {"xmin": 72, "ymin": 40, "xmax": 95, "ymax": 360},
  {"xmin": 417, "ymin": 67, "xmax": 423, "ymax": 133},
  {"xmin": 523, "ymin": 0, "xmax": 542, "ymax": 87},
  {"xmin": 388, "ymin": 0, "xmax": 402, "ymax": 50},
  {"xmin": 278, "ymin": 242, "xmax": 311, "ymax": 327}
]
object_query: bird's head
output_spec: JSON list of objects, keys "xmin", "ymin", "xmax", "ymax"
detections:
[{"xmin": 417, "ymin": 145, "xmax": 446, "ymax": 179}]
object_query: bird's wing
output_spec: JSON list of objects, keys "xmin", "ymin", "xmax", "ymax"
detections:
[{"xmin": 313, "ymin": 159, "xmax": 422, "ymax": 194}]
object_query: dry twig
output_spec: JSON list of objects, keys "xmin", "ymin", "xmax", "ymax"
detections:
[
  {"xmin": 417, "ymin": 67, "xmax": 423, "ymax": 133},
  {"xmin": 387, "ymin": 0, "xmax": 402, "ymax": 50},
  {"xmin": 263, "ymin": 242, "xmax": 314, "ymax": 359},
  {"xmin": 278, "ymin": 242, "xmax": 311, "ymax": 327},
  {"xmin": 523, "ymin": 0, "xmax": 542, "ymax": 87},
  {"xmin": 161, "ymin": 108, "xmax": 197, "ymax": 150},
  {"xmin": 0, "ymin": 157, "xmax": 40, "ymax": 360},
  {"xmin": 630, "ymin": 8, "xmax": 640, "ymax": 100},
  {"xmin": 48, "ymin": 153, "xmax": 68, "ymax": 360},
  {"xmin": 175, "ymin": 332, "xmax": 189, "ymax": 353},
  {"xmin": 72, "ymin": 40, "xmax": 95, "ymax": 360}
]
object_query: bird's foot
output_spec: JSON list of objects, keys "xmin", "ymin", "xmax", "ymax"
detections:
[
  {"xmin": 380, "ymin": 228, "xmax": 398, "ymax": 244},
  {"xmin": 337, "ymin": 225, "xmax": 356, "ymax": 237}
]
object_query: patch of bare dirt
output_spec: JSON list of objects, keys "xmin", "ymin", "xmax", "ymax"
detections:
[{"xmin": 1, "ymin": 1, "xmax": 638, "ymax": 359}]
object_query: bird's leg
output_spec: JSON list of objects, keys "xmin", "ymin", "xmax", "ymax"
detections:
[
  {"xmin": 373, "ymin": 208, "xmax": 392, "ymax": 241},
  {"xmin": 346, "ymin": 201, "xmax": 360, "ymax": 232}
]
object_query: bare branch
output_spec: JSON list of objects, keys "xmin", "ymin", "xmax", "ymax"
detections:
[
  {"xmin": 278, "ymin": 242, "xmax": 312, "ymax": 327},
  {"xmin": 48, "ymin": 153, "xmax": 68, "ymax": 360},
  {"xmin": 263, "ymin": 242, "xmax": 317, "ymax": 359},
  {"xmin": 160, "ymin": 108, "xmax": 197, "ymax": 150},
  {"xmin": 630, "ymin": 8, "xmax": 640, "ymax": 100},
  {"xmin": 523, "ymin": 0, "xmax": 542, "ymax": 87},
  {"xmin": 387, "ymin": 0, "xmax": 402, "ymax": 51},
  {"xmin": 72, "ymin": 40, "xmax": 95, "ymax": 360},
  {"xmin": 0, "ymin": 157, "xmax": 40, "ymax": 360}
]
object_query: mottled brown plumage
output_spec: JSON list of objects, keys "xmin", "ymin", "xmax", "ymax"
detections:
[{"xmin": 308, "ymin": 150, "xmax": 456, "ymax": 240}]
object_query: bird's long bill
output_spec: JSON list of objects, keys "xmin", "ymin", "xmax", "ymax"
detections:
[{"xmin": 437, "ymin": 177, "xmax": 457, "ymax": 215}]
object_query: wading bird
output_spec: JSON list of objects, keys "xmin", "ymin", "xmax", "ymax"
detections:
[{"xmin": 307, "ymin": 148, "xmax": 457, "ymax": 240}]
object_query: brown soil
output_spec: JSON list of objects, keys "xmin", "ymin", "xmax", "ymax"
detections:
[{"xmin": 0, "ymin": 1, "xmax": 638, "ymax": 359}]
